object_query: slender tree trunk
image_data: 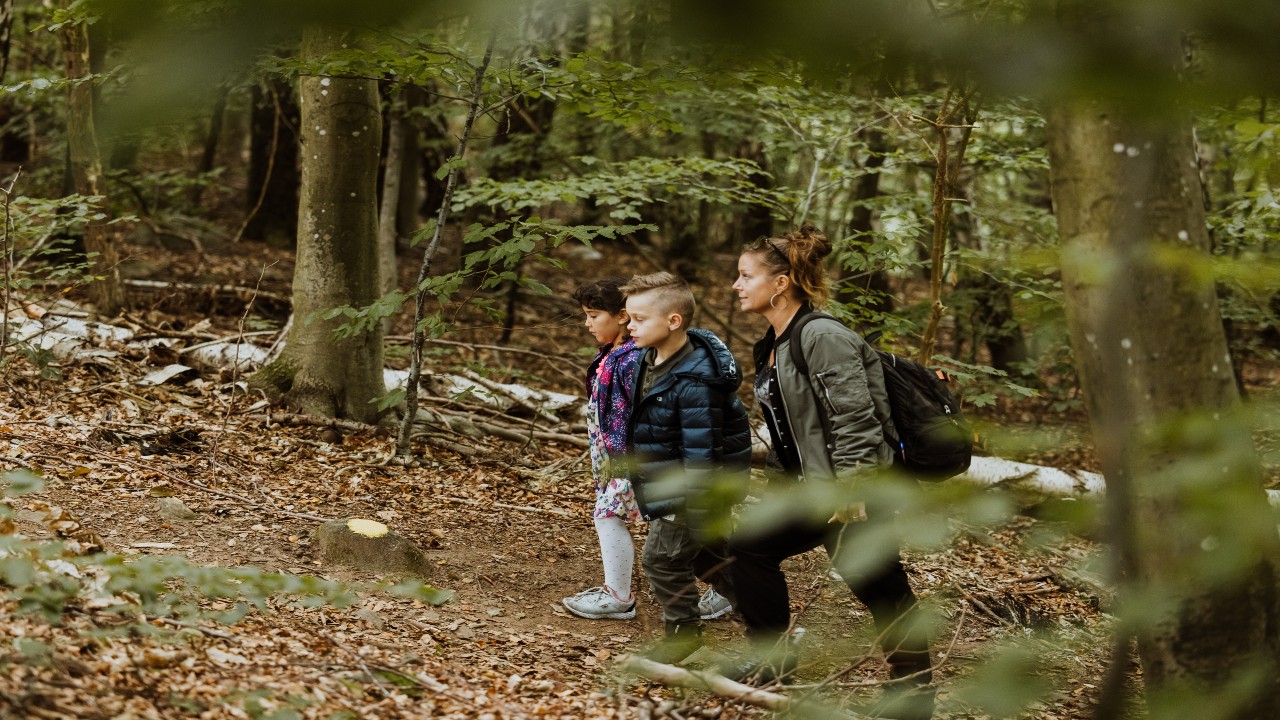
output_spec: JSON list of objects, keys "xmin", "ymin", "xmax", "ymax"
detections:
[
  {"xmin": 729, "ymin": 139, "xmax": 774, "ymax": 248},
  {"xmin": 0, "ymin": 0, "xmax": 13, "ymax": 84},
  {"xmin": 192, "ymin": 87, "xmax": 229, "ymax": 205},
  {"xmin": 0, "ymin": 0, "xmax": 27, "ymax": 167},
  {"xmin": 918, "ymin": 89, "xmax": 976, "ymax": 363},
  {"xmin": 250, "ymin": 25, "xmax": 384, "ymax": 422},
  {"xmin": 397, "ymin": 33, "xmax": 495, "ymax": 456},
  {"xmin": 57, "ymin": 3, "xmax": 124, "ymax": 316},
  {"xmin": 395, "ymin": 86, "xmax": 426, "ymax": 241},
  {"xmin": 1048, "ymin": 24, "xmax": 1280, "ymax": 717},
  {"xmin": 836, "ymin": 127, "xmax": 894, "ymax": 316},
  {"xmin": 950, "ymin": 180, "xmax": 1030, "ymax": 373},
  {"xmin": 378, "ymin": 100, "xmax": 405, "ymax": 334},
  {"xmin": 244, "ymin": 76, "xmax": 300, "ymax": 247}
]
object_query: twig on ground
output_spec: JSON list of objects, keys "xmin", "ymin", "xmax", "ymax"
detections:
[
  {"xmin": 242, "ymin": 412, "xmax": 389, "ymax": 435},
  {"xmin": 442, "ymin": 495, "xmax": 574, "ymax": 518},
  {"xmin": 960, "ymin": 589, "xmax": 1015, "ymax": 627},
  {"xmin": 152, "ymin": 616, "xmax": 236, "ymax": 639}
]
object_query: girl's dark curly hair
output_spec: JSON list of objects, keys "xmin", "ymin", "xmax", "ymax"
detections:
[{"xmin": 572, "ymin": 276, "xmax": 629, "ymax": 314}]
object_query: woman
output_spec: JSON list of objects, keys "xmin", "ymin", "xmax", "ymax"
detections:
[{"xmin": 726, "ymin": 224, "xmax": 933, "ymax": 718}]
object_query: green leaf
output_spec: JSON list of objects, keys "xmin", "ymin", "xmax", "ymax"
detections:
[
  {"xmin": 435, "ymin": 156, "xmax": 467, "ymax": 180},
  {"xmin": 385, "ymin": 579, "xmax": 454, "ymax": 606},
  {"xmin": 2, "ymin": 469, "xmax": 44, "ymax": 497},
  {"xmin": 373, "ymin": 387, "xmax": 406, "ymax": 412},
  {"xmin": 0, "ymin": 556, "xmax": 36, "ymax": 586}
]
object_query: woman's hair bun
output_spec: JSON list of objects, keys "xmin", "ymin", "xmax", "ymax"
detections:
[{"xmin": 789, "ymin": 223, "xmax": 832, "ymax": 262}]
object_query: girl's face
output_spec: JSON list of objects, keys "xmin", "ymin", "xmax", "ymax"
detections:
[
  {"xmin": 733, "ymin": 251, "xmax": 785, "ymax": 315},
  {"xmin": 582, "ymin": 306, "xmax": 628, "ymax": 345}
]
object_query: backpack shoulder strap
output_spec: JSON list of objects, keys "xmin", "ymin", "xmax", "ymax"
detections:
[{"xmin": 786, "ymin": 311, "xmax": 836, "ymax": 376}]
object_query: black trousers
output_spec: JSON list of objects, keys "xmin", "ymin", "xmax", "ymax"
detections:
[{"xmin": 727, "ymin": 513, "xmax": 932, "ymax": 682}]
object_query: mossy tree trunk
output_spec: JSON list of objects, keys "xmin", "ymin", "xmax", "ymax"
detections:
[
  {"xmin": 251, "ymin": 25, "xmax": 384, "ymax": 422},
  {"xmin": 1048, "ymin": 5, "xmax": 1280, "ymax": 711}
]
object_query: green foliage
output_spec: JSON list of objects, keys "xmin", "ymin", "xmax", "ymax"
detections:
[
  {"xmin": 326, "ymin": 218, "xmax": 653, "ymax": 341},
  {"xmin": 456, "ymin": 156, "xmax": 791, "ymax": 221}
]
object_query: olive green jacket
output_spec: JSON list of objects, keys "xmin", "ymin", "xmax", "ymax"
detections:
[{"xmin": 756, "ymin": 309, "xmax": 895, "ymax": 481}]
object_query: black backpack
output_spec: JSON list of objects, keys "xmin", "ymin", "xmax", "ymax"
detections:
[{"xmin": 789, "ymin": 313, "xmax": 973, "ymax": 480}]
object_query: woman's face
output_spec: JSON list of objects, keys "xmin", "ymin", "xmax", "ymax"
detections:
[{"xmin": 733, "ymin": 251, "xmax": 784, "ymax": 315}]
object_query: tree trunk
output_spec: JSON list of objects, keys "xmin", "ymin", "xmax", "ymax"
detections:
[
  {"xmin": 245, "ymin": 75, "xmax": 300, "ymax": 247},
  {"xmin": 0, "ymin": 0, "xmax": 13, "ymax": 84},
  {"xmin": 251, "ymin": 25, "xmax": 384, "ymax": 423},
  {"xmin": 918, "ymin": 89, "xmax": 977, "ymax": 363},
  {"xmin": 378, "ymin": 101, "xmax": 405, "ymax": 334},
  {"xmin": 57, "ymin": 3, "xmax": 125, "ymax": 316},
  {"xmin": 395, "ymin": 86, "xmax": 426, "ymax": 242},
  {"xmin": 1048, "ymin": 70, "xmax": 1280, "ymax": 720},
  {"xmin": 836, "ymin": 127, "xmax": 894, "ymax": 317},
  {"xmin": 728, "ymin": 139, "xmax": 774, "ymax": 249},
  {"xmin": 192, "ymin": 87, "xmax": 229, "ymax": 205}
]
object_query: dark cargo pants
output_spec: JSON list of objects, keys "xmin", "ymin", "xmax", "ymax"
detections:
[{"xmin": 641, "ymin": 517, "xmax": 735, "ymax": 625}]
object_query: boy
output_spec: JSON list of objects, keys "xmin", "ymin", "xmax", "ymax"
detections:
[{"xmin": 621, "ymin": 272, "xmax": 751, "ymax": 663}]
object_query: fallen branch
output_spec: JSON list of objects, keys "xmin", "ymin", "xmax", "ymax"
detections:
[
  {"xmin": 242, "ymin": 412, "xmax": 389, "ymax": 436},
  {"xmin": 180, "ymin": 330, "xmax": 278, "ymax": 355},
  {"xmin": 152, "ymin": 616, "xmax": 236, "ymax": 639},
  {"xmin": 472, "ymin": 418, "xmax": 588, "ymax": 448},
  {"xmin": 623, "ymin": 657, "xmax": 860, "ymax": 718},
  {"xmin": 413, "ymin": 434, "xmax": 482, "ymax": 458},
  {"xmin": 386, "ymin": 334, "xmax": 583, "ymax": 387},
  {"xmin": 459, "ymin": 369, "xmax": 562, "ymax": 425},
  {"xmin": 123, "ymin": 278, "xmax": 289, "ymax": 308}
]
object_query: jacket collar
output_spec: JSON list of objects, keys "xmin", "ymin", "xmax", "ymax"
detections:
[
  {"xmin": 752, "ymin": 302, "xmax": 814, "ymax": 373},
  {"xmin": 636, "ymin": 329, "xmax": 742, "ymax": 398}
]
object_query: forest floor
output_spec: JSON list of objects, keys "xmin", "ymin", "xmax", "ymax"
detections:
[{"xmin": 0, "ymin": 235, "xmax": 1273, "ymax": 720}]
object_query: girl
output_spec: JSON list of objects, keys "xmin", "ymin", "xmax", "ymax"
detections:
[{"xmin": 562, "ymin": 277, "xmax": 645, "ymax": 619}]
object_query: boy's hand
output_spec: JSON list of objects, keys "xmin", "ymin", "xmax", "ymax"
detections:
[{"xmin": 830, "ymin": 502, "xmax": 867, "ymax": 524}]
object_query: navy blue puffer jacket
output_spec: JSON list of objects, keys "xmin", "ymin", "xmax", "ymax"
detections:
[{"xmin": 627, "ymin": 329, "xmax": 752, "ymax": 528}]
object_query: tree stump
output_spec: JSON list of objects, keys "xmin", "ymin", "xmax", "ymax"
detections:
[{"xmin": 314, "ymin": 519, "xmax": 432, "ymax": 578}]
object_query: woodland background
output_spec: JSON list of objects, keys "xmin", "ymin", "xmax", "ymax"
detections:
[{"xmin": 0, "ymin": 1, "xmax": 1278, "ymax": 719}]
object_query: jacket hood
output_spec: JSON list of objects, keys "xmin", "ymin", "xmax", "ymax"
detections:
[{"xmin": 672, "ymin": 329, "xmax": 743, "ymax": 391}]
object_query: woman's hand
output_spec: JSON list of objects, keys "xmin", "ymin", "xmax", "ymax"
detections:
[{"xmin": 830, "ymin": 502, "xmax": 867, "ymax": 524}]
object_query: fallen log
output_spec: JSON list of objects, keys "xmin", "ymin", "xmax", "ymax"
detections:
[
  {"xmin": 623, "ymin": 657, "xmax": 860, "ymax": 719},
  {"xmin": 957, "ymin": 455, "xmax": 1280, "ymax": 508}
]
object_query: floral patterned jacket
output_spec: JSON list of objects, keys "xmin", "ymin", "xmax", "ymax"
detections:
[{"xmin": 587, "ymin": 339, "xmax": 644, "ymax": 461}]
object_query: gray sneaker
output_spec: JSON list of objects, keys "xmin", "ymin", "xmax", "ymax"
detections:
[
  {"xmin": 697, "ymin": 587, "xmax": 734, "ymax": 620},
  {"xmin": 562, "ymin": 587, "xmax": 636, "ymax": 620}
]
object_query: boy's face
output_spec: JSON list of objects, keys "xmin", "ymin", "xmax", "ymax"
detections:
[
  {"xmin": 625, "ymin": 292, "xmax": 681, "ymax": 349},
  {"xmin": 582, "ymin": 306, "xmax": 627, "ymax": 345}
]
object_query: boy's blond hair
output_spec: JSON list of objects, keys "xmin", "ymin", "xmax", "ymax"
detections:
[{"xmin": 620, "ymin": 272, "xmax": 696, "ymax": 330}]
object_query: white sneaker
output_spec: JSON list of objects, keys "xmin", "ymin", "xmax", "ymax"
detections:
[
  {"xmin": 562, "ymin": 587, "xmax": 636, "ymax": 620},
  {"xmin": 697, "ymin": 587, "xmax": 734, "ymax": 620}
]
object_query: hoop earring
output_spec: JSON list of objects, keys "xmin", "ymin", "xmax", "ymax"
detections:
[{"xmin": 769, "ymin": 293, "xmax": 788, "ymax": 310}]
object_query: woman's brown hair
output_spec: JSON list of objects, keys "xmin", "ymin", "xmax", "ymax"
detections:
[{"xmin": 744, "ymin": 223, "xmax": 833, "ymax": 306}]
